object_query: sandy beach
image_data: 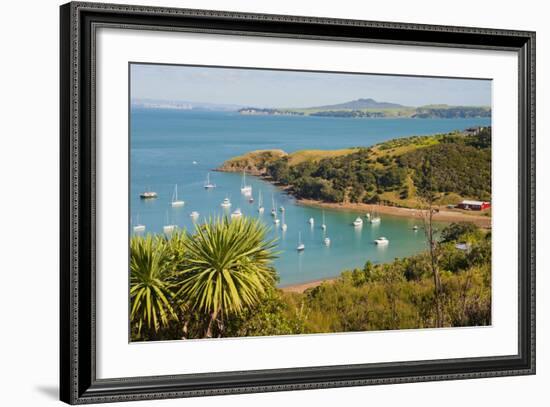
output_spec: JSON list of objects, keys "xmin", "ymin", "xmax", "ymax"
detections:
[
  {"xmin": 296, "ymin": 199, "xmax": 491, "ymax": 228},
  {"xmin": 280, "ymin": 277, "xmax": 336, "ymax": 293}
]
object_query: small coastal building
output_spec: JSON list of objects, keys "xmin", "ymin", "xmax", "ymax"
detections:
[{"xmin": 457, "ymin": 200, "xmax": 491, "ymax": 211}]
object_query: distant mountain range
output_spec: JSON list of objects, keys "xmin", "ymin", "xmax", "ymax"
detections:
[
  {"xmin": 131, "ymin": 97, "xmax": 491, "ymax": 119},
  {"xmin": 239, "ymin": 98, "xmax": 491, "ymax": 119},
  {"xmin": 312, "ymin": 98, "xmax": 406, "ymax": 110}
]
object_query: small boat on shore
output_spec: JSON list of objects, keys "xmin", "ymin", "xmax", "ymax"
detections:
[
  {"xmin": 353, "ymin": 217, "xmax": 363, "ymax": 227},
  {"xmin": 221, "ymin": 197, "xmax": 231, "ymax": 208},
  {"xmin": 203, "ymin": 173, "xmax": 216, "ymax": 189},
  {"xmin": 171, "ymin": 184, "xmax": 185, "ymax": 207},
  {"xmin": 296, "ymin": 232, "xmax": 305, "ymax": 251},
  {"xmin": 374, "ymin": 236, "xmax": 389, "ymax": 245}
]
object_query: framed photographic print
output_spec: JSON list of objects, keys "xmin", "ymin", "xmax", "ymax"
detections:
[{"xmin": 60, "ymin": 1, "xmax": 535, "ymax": 404}]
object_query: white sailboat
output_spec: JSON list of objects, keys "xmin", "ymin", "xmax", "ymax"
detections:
[
  {"xmin": 308, "ymin": 217, "xmax": 314, "ymax": 226},
  {"xmin": 257, "ymin": 190, "xmax": 265, "ymax": 214},
  {"xmin": 203, "ymin": 173, "xmax": 216, "ymax": 189},
  {"xmin": 171, "ymin": 184, "xmax": 185, "ymax": 207},
  {"xmin": 189, "ymin": 211, "xmax": 199, "ymax": 219},
  {"xmin": 324, "ymin": 236, "xmax": 331, "ymax": 246},
  {"xmin": 240, "ymin": 171, "xmax": 252, "ymax": 195},
  {"xmin": 132, "ymin": 214, "xmax": 145, "ymax": 233},
  {"xmin": 369, "ymin": 215, "xmax": 381, "ymax": 224},
  {"xmin": 296, "ymin": 232, "xmax": 305, "ymax": 251},
  {"xmin": 353, "ymin": 217, "xmax": 363, "ymax": 227},
  {"xmin": 271, "ymin": 194, "xmax": 277, "ymax": 217},
  {"xmin": 369, "ymin": 206, "xmax": 381, "ymax": 224},
  {"xmin": 221, "ymin": 197, "xmax": 232, "ymax": 208},
  {"xmin": 321, "ymin": 211, "xmax": 327, "ymax": 230},
  {"xmin": 163, "ymin": 211, "xmax": 176, "ymax": 234},
  {"xmin": 281, "ymin": 211, "xmax": 287, "ymax": 231},
  {"xmin": 231, "ymin": 208, "xmax": 242, "ymax": 219}
]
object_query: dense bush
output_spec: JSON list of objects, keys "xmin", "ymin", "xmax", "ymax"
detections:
[{"xmin": 262, "ymin": 129, "xmax": 491, "ymax": 204}]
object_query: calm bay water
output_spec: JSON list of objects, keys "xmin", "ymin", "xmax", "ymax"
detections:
[{"xmin": 130, "ymin": 109, "xmax": 490, "ymax": 286}]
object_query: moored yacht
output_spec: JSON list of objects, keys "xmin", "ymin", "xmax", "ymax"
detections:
[
  {"xmin": 257, "ymin": 190, "xmax": 265, "ymax": 214},
  {"xmin": 203, "ymin": 173, "xmax": 216, "ymax": 189},
  {"xmin": 240, "ymin": 171, "xmax": 252, "ymax": 196},
  {"xmin": 139, "ymin": 190, "xmax": 157, "ymax": 199},
  {"xmin": 231, "ymin": 208, "xmax": 242, "ymax": 219},
  {"xmin": 221, "ymin": 197, "xmax": 232, "ymax": 208},
  {"xmin": 369, "ymin": 216, "xmax": 381, "ymax": 224},
  {"xmin": 270, "ymin": 194, "xmax": 277, "ymax": 217},
  {"xmin": 374, "ymin": 236, "xmax": 389, "ymax": 245},
  {"xmin": 132, "ymin": 215, "xmax": 145, "ymax": 233},
  {"xmin": 171, "ymin": 184, "xmax": 185, "ymax": 207},
  {"xmin": 163, "ymin": 211, "xmax": 176, "ymax": 234},
  {"xmin": 296, "ymin": 232, "xmax": 305, "ymax": 251},
  {"xmin": 353, "ymin": 217, "xmax": 363, "ymax": 227}
]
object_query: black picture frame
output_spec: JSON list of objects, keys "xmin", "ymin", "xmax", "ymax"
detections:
[{"xmin": 60, "ymin": 2, "xmax": 536, "ymax": 404}]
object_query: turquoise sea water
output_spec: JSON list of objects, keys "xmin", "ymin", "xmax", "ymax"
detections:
[{"xmin": 130, "ymin": 109, "xmax": 490, "ymax": 286}]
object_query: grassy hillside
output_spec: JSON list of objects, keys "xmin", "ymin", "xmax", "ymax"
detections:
[
  {"xmin": 218, "ymin": 148, "xmax": 358, "ymax": 173},
  {"xmin": 219, "ymin": 127, "xmax": 492, "ymax": 208}
]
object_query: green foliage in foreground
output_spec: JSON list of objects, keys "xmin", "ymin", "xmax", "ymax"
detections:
[
  {"xmin": 130, "ymin": 235, "xmax": 178, "ymax": 337},
  {"xmin": 130, "ymin": 220, "xmax": 491, "ymax": 341}
]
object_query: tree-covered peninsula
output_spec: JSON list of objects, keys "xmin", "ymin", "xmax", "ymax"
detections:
[{"xmin": 218, "ymin": 127, "xmax": 492, "ymax": 210}]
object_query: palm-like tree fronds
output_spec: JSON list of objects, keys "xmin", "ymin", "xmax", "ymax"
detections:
[
  {"xmin": 176, "ymin": 217, "xmax": 278, "ymax": 322},
  {"xmin": 130, "ymin": 234, "xmax": 177, "ymax": 336}
]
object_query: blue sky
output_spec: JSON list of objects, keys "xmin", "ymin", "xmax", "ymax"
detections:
[{"xmin": 130, "ymin": 64, "xmax": 491, "ymax": 108}]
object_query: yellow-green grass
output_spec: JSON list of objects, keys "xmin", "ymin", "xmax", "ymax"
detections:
[{"xmin": 287, "ymin": 148, "xmax": 359, "ymax": 166}]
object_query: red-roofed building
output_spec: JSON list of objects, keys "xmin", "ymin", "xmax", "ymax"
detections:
[{"xmin": 457, "ymin": 200, "xmax": 491, "ymax": 211}]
